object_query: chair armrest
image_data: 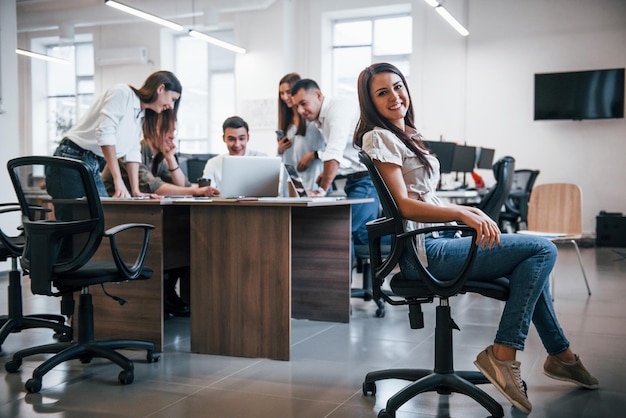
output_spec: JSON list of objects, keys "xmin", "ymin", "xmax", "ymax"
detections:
[
  {"xmin": 398, "ymin": 225, "xmax": 478, "ymax": 297},
  {"xmin": 104, "ymin": 223, "xmax": 155, "ymax": 280},
  {"xmin": 369, "ymin": 222, "xmax": 479, "ymax": 301}
]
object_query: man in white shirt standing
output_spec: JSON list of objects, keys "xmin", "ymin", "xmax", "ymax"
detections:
[
  {"xmin": 291, "ymin": 79, "xmax": 380, "ymax": 259},
  {"xmin": 201, "ymin": 116, "xmax": 266, "ymax": 190}
]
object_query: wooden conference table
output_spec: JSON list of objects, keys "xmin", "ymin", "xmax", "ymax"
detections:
[{"xmin": 89, "ymin": 197, "xmax": 371, "ymax": 361}]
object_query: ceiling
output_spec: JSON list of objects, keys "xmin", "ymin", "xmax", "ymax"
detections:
[{"xmin": 16, "ymin": 0, "xmax": 277, "ymax": 33}]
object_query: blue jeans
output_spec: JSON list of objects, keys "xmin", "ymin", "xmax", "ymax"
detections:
[
  {"xmin": 48, "ymin": 140, "xmax": 109, "ymax": 198},
  {"xmin": 344, "ymin": 175, "xmax": 380, "ymax": 246},
  {"xmin": 400, "ymin": 231, "xmax": 569, "ymax": 355}
]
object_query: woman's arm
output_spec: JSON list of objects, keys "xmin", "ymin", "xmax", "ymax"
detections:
[
  {"xmin": 375, "ymin": 160, "xmax": 500, "ymax": 249},
  {"xmin": 101, "ymin": 145, "xmax": 131, "ymax": 198}
]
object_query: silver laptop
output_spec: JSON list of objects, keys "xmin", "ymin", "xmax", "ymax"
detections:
[{"xmin": 220, "ymin": 156, "xmax": 282, "ymax": 198}]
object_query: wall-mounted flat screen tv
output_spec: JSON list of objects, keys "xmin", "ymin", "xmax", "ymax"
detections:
[{"xmin": 534, "ymin": 68, "xmax": 624, "ymax": 120}]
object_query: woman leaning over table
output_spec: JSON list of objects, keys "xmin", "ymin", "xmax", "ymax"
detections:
[
  {"xmin": 47, "ymin": 70, "xmax": 182, "ymax": 199},
  {"xmin": 353, "ymin": 62, "xmax": 598, "ymax": 415}
]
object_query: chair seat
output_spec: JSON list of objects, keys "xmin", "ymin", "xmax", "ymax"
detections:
[
  {"xmin": 390, "ymin": 273, "xmax": 509, "ymax": 301},
  {"xmin": 55, "ymin": 261, "xmax": 153, "ymax": 289}
]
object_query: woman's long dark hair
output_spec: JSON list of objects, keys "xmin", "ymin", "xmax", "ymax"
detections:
[
  {"xmin": 131, "ymin": 70, "xmax": 182, "ymax": 150},
  {"xmin": 278, "ymin": 73, "xmax": 306, "ymax": 136},
  {"xmin": 354, "ymin": 62, "xmax": 432, "ymax": 174}
]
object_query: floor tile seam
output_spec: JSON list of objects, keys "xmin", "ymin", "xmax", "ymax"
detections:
[
  {"xmin": 290, "ymin": 323, "xmax": 341, "ymax": 348},
  {"xmin": 142, "ymin": 361, "xmax": 268, "ymax": 418}
]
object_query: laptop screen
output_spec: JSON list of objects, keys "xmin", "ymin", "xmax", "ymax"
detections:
[{"xmin": 220, "ymin": 156, "xmax": 282, "ymax": 198}]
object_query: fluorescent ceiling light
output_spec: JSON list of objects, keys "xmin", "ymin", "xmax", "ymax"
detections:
[
  {"xmin": 105, "ymin": 0, "xmax": 184, "ymax": 32},
  {"xmin": 16, "ymin": 48, "xmax": 69, "ymax": 64},
  {"xmin": 188, "ymin": 30, "xmax": 246, "ymax": 54},
  {"xmin": 435, "ymin": 6, "xmax": 469, "ymax": 36},
  {"xmin": 423, "ymin": 0, "xmax": 440, "ymax": 7}
]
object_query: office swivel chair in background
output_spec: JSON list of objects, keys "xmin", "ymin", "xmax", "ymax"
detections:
[
  {"xmin": 499, "ymin": 169, "xmax": 540, "ymax": 233},
  {"xmin": 475, "ymin": 156, "xmax": 515, "ymax": 225},
  {"xmin": 358, "ymin": 151, "xmax": 510, "ymax": 418},
  {"xmin": 352, "ymin": 240, "xmax": 392, "ymax": 317},
  {"xmin": 177, "ymin": 153, "xmax": 216, "ymax": 182},
  {"xmin": 0, "ymin": 204, "xmax": 72, "ymax": 352},
  {"xmin": 4, "ymin": 156, "xmax": 159, "ymax": 393}
]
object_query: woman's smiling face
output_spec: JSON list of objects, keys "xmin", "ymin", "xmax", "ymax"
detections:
[{"xmin": 370, "ymin": 71, "xmax": 410, "ymax": 129}]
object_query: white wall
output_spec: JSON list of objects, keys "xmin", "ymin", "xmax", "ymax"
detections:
[
  {"xmin": 0, "ymin": 1, "xmax": 23, "ymax": 271},
  {"xmin": 8, "ymin": 0, "xmax": 626, "ymax": 234},
  {"xmin": 464, "ymin": 0, "xmax": 626, "ymax": 232}
]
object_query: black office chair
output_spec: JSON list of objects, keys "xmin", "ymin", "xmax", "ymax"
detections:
[
  {"xmin": 0, "ymin": 203, "xmax": 72, "ymax": 352},
  {"xmin": 351, "ymin": 242, "xmax": 392, "ymax": 317},
  {"xmin": 358, "ymin": 151, "xmax": 510, "ymax": 418},
  {"xmin": 499, "ymin": 169, "xmax": 540, "ymax": 233},
  {"xmin": 476, "ymin": 156, "xmax": 515, "ymax": 225},
  {"xmin": 4, "ymin": 156, "xmax": 159, "ymax": 393}
]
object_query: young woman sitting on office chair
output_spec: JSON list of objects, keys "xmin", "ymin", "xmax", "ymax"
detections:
[{"xmin": 353, "ymin": 62, "xmax": 598, "ymax": 415}]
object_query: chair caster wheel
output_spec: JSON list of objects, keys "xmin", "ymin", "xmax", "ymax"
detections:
[
  {"xmin": 25, "ymin": 378, "xmax": 42, "ymax": 393},
  {"xmin": 375, "ymin": 308, "xmax": 385, "ymax": 318},
  {"xmin": 147, "ymin": 351, "xmax": 160, "ymax": 363},
  {"xmin": 79, "ymin": 354, "xmax": 93, "ymax": 364},
  {"xmin": 5, "ymin": 358, "xmax": 22, "ymax": 373},
  {"xmin": 363, "ymin": 381, "xmax": 376, "ymax": 396},
  {"xmin": 378, "ymin": 409, "xmax": 395, "ymax": 418},
  {"xmin": 118, "ymin": 370, "xmax": 134, "ymax": 385}
]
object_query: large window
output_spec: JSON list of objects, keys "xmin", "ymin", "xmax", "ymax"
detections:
[
  {"xmin": 174, "ymin": 31, "xmax": 236, "ymax": 154},
  {"xmin": 332, "ymin": 14, "xmax": 412, "ymax": 98},
  {"xmin": 35, "ymin": 39, "xmax": 94, "ymax": 155},
  {"xmin": 47, "ymin": 43, "xmax": 95, "ymax": 150}
]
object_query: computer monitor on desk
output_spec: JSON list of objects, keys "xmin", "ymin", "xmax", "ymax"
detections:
[
  {"xmin": 424, "ymin": 141, "xmax": 456, "ymax": 174},
  {"xmin": 451, "ymin": 145, "xmax": 477, "ymax": 173},
  {"xmin": 476, "ymin": 147, "xmax": 495, "ymax": 170}
]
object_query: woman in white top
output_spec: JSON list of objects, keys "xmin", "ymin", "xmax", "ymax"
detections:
[
  {"xmin": 48, "ymin": 70, "xmax": 182, "ymax": 198},
  {"xmin": 354, "ymin": 62, "xmax": 597, "ymax": 415},
  {"xmin": 276, "ymin": 73, "xmax": 325, "ymax": 191}
]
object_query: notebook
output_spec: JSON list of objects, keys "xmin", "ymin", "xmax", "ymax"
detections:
[{"xmin": 220, "ymin": 156, "xmax": 282, "ymax": 198}]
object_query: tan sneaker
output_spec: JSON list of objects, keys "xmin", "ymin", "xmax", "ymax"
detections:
[
  {"xmin": 544, "ymin": 354, "xmax": 599, "ymax": 389},
  {"xmin": 474, "ymin": 345, "xmax": 532, "ymax": 414}
]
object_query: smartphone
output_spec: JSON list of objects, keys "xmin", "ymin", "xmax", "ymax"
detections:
[{"xmin": 275, "ymin": 130, "xmax": 286, "ymax": 140}]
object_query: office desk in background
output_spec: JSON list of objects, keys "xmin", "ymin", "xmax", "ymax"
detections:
[
  {"xmin": 89, "ymin": 200, "xmax": 189, "ymax": 352},
  {"xmin": 180, "ymin": 197, "xmax": 372, "ymax": 361},
  {"xmin": 84, "ymin": 197, "xmax": 370, "ymax": 360}
]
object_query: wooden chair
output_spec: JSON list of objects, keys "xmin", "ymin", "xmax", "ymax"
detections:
[{"xmin": 518, "ymin": 183, "xmax": 591, "ymax": 298}]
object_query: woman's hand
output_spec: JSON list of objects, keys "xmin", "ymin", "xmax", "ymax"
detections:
[
  {"xmin": 196, "ymin": 186, "xmax": 220, "ymax": 197},
  {"xmin": 458, "ymin": 206, "xmax": 501, "ymax": 249},
  {"xmin": 277, "ymin": 138, "xmax": 293, "ymax": 154},
  {"xmin": 112, "ymin": 178, "xmax": 131, "ymax": 198}
]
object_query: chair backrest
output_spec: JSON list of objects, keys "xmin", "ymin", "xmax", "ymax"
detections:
[
  {"xmin": 7, "ymin": 156, "xmax": 105, "ymax": 294},
  {"xmin": 511, "ymin": 169, "xmax": 540, "ymax": 195},
  {"xmin": 477, "ymin": 156, "xmax": 515, "ymax": 221},
  {"xmin": 527, "ymin": 183, "xmax": 583, "ymax": 235}
]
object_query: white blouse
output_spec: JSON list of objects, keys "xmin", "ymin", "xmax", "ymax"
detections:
[{"xmin": 361, "ymin": 127, "xmax": 455, "ymax": 265}]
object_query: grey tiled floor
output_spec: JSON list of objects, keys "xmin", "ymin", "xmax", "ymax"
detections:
[{"xmin": 0, "ymin": 246, "xmax": 625, "ymax": 417}]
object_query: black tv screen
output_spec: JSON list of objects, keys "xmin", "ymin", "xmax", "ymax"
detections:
[{"xmin": 534, "ymin": 68, "xmax": 624, "ymax": 120}]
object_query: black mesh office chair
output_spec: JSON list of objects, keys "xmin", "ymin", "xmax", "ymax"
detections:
[
  {"xmin": 499, "ymin": 169, "xmax": 540, "ymax": 233},
  {"xmin": 358, "ymin": 151, "xmax": 510, "ymax": 418},
  {"xmin": 476, "ymin": 156, "xmax": 515, "ymax": 224},
  {"xmin": 351, "ymin": 241, "xmax": 392, "ymax": 317},
  {"xmin": 4, "ymin": 156, "xmax": 159, "ymax": 393},
  {"xmin": 0, "ymin": 203, "xmax": 72, "ymax": 352}
]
